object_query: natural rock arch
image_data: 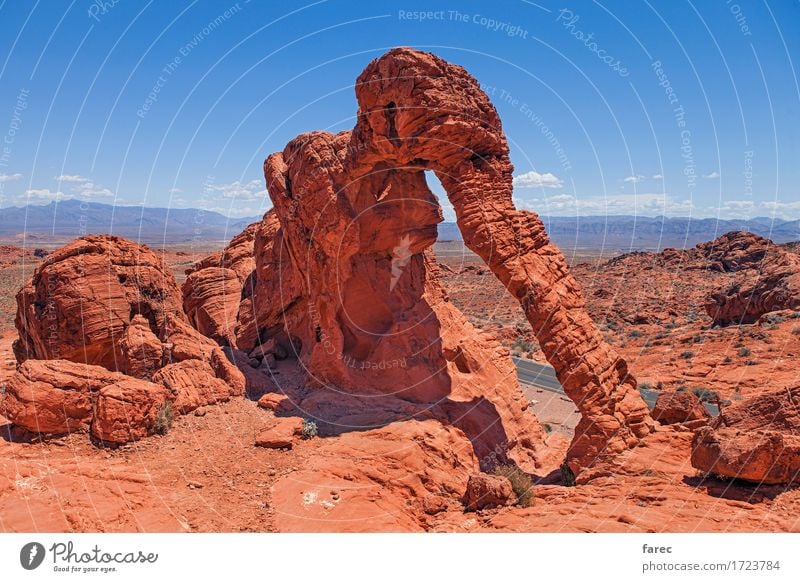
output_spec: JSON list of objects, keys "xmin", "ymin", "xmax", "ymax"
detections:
[{"xmin": 255, "ymin": 48, "xmax": 654, "ymax": 472}]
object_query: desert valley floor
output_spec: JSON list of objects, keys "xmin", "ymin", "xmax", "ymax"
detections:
[{"xmin": 1, "ymin": 234, "xmax": 798, "ymax": 533}]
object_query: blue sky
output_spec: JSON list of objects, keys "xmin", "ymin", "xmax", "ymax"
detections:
[{"xmin": 0, "ymin": 0, "xmax": 798, "ymax": 219}]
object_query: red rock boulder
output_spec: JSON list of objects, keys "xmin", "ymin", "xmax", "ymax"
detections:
[
  {"xmin": 652, "ymin": 391, "xmax": 710, "ymax": 425},
  {"xmin": 463, "ymin": 473, "xmax": 515, "ymax": 511},
  {"xmin": 691, "ymin": 384, "xmax": 800, "ymax": 484},
  {"xmin": 1, "ymin": 359, "xmax": 170, "ymax": 444}
]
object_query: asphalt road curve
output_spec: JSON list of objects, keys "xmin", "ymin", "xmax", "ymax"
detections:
[{"xmin": 512, "ymin": 356, "xmax": 719, "ymax": 416}]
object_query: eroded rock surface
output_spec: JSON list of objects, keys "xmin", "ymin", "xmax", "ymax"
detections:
[
  {"xmin": 0, "ymin": 359, "xmax": 169, "ymax": 444},
  {"xmin": 241, "ymin": 47, "xmax": 651, "ymax": 472},
  {"xmin": 691, "ymin": 385, "xmax": 800, "ymax": 484},
  {"xmin": 7, "ymin": 235, "xmax": 243, "ymax": 443},
  {"xmin": 652, "ymin": 391, "xmax": 710, "ymax": 425},
  {"xmin": 702, "ymin": 232, "xmax": 800, "ymax": 325},
  {"xmin": 182, "ymin": 222, "xmax": 258, "ymax": 347}
]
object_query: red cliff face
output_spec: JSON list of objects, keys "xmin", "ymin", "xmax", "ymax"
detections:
[{"xmin": 243, "ymin": 48, "xmax": 653, "ymax": 473}]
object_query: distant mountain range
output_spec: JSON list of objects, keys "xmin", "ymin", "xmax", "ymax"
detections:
[
  {"xmin": 0, "ymin": 200, "xmax": 261, "ymax": 244},
  {"xmin": 438, "ymin": 215, "xmax": 800, "ymax": 249},
  {"xmin": 0, "ymin": 200, "xmax": 797, "ymax": 249}
]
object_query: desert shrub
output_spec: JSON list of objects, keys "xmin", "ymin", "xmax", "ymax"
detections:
[
  {"xmin": 792, "ymin": 326, "xmax": 800, "ymax": 336},
  {"xmin": 639, "ymin": 382, "xmax": 652, "ymax": 391},
  {"xmin": 510, "ymin": 338, "xmax": 533, "ymax": 353},
  {"xmin": 560, "ymin": 462, "xmax": 576, "ymax": 487},
  {"xmin": 723, "ymin": 356, "xmax": 732, "ymax": 363},
  {"xmin": 692, "ymin": 387, "xmax": 719, "ymax": 403},
  {"xmin": 301, "ymin": 419, "xmax": 318, "ymax": 439},
  {"xmin": 628, "ymin": 330, "xmax": 644, "ymax": 338},
  {"xmin": 154, "ymin": 401, "xmax": 174, "ymax": 435},
  {"xmin": 738, "ymin": 346, "xmax": 752, "ymax": 357},
  {"xmin": 680, "ymin": 351, "xmax": 695, "ymax": 359},
  {"xmin": 693, "ymin": 335, "xmax": 704, "ymax": 343},
  {"xmin": 493, "ymin": 464, "xmax": 534, "ymax": 507},
  {"xmin": 542, "ymin": 423, "xmax": 553, "ymax": 433},
  {"xmin": 762, "ymin": 313, "xmax": 785, "ymax": 325}
]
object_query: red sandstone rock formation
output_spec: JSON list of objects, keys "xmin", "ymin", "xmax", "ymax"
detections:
[
  {"xmin": 7, "ymin": 235, "xmax": 244, "ymax": 442},
  {"xmin": 651, "ymin": 391, "xmax": 710, "ymax": 425},
  {"xmin": 14, "ymin": 235, "xmax": 185, "ymax": 368},
  {"xmin": 0, "ymin": 359, "xmax": 170, "ymax": 444},
  {"xmin": 463, "ymin": 473, "xmax": 515, "ymax": 511},
  {"xmin": 246, "ymin": 47, "xmax": 651, "ymax": 473},
  {"xmin": 691, "ymin": 384, "xmax": 800, "ymax": 484},
  {"xmin": 701, "ymin": 232, "xmax": 800, "ymax": 324},
  {"xmin": 182, "ymin": 222, "xmax": 258, "ymax": 347}
]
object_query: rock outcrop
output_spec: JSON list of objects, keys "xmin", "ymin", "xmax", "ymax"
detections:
[
  {"xmin": 463, "ymin": 473, "xmax": 515, "ymax": 511},
  {"xmin": 182, "ymin": 222, "xmax": 258, "ymax": 347},
  {"xmin": 0, "ymin": 359, "xmax": 170, "ymax": 444},
  {"xmin": 6, "ymin": 235, "xmax": 244, "ymax": 443},
  {"xmin": 652, "ymin": 391, "xmax": 710, "ymax": 425},
  {"xmin": 691, "ymin": 385, "xmax": 800, "ymax": 484},
  {"xmin": 239, "ymin": 47, "xmax": 651, "ymax": 473},
  {"xmin": 14, "ymin": 235, "xmax": 185, "ymax": 368},
  {"xmin": 701, "ymin": 232, "xmax": 800, "ymax": 325}
]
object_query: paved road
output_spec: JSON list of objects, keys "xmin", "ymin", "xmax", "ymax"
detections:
[{"xmin": 512, "ymin": 356, "xmax": 718, "ymax": 415}]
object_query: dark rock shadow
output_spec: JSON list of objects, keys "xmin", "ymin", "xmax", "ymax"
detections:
[{"xmin": 683, "ymin": 474, "xmax": 796, "ymax": 503}]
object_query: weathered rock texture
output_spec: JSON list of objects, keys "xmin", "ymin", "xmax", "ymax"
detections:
[
  {"xmin": 702, "ymin": 232, "xmax": 800, "ymax": 325},
  {"xmin": 463, "ymin": 473, "xmax": 515, "ymax": 511},
  {"xmin": 238, "ymin": 47, "xmax": 651, "ymax": 472},
  {"xmin": 182, "ymin": 222, "xmax": 258, "ymax": 347},
  {"xmin": 652, "ymin": 391, "xmax": 710, "ymax": 425},
  {"xmin": 7, "ymin": 235, "xmax": 244, "ymax": 442},
  {"xmin": 0, "ymin": 359, "xmax": 170, "ymax": 444},
  {"xmin": 691, "ymin": 385, "xmax": 800, "ymax": 484}
]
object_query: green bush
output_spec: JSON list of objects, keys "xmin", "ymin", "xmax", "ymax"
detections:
[
  {"xmin": 738, "ymin": 346, "xmax": 751, "ymax": 357},
  {"xmin": 493, "ymin": 464, "xmax": 534, "ymax": 507},
  {"xmin": 154, "ymin": 401, "xmax": 174, "ymax": 435},
  {"xmin": 680, "ymin": 351, "xmax": 695, "ymax": 359}
]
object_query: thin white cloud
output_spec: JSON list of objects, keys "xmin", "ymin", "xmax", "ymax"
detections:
[
  {"xmin": 623, "ymin": 174, "xmax": 646, "ymax": 183},
  {"xmin": 511, "ymin": 192, "xmax": 800, "ymax": 220},
  {"xmin": 512, "ymin": 171, "xmax": 564, "ymax": 189},
  {"xmin": 76, "ymin": 182, "xmax": 114, "ymax": 198},
  {"xmin": 168, "ymin": 187, "xmax": 183, "ymax": 194},
  {"xmin": 0, "ymin": 173, "xmax": 23, "ymax": 182},
  {"xmin": 651, "ymin": 174, "xmax": 663, "ymax": 180},
  {"xmin": 54, "ymin": 174, "xmax": 89, "ymax": 183},
  {"xmin": 51, "ymin": 174, "xmax": 114, "ymax": 198},
  {"xmin": 25, "ymin": 188, "xmax": 64, "ymax": 200},
  {"xmin": 205, "ymin": 179, "xmax": 264, "ymax": 201},
  {"xmin": 703, "ymin": 171, "xmax": 720, "ymax": 179}
]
